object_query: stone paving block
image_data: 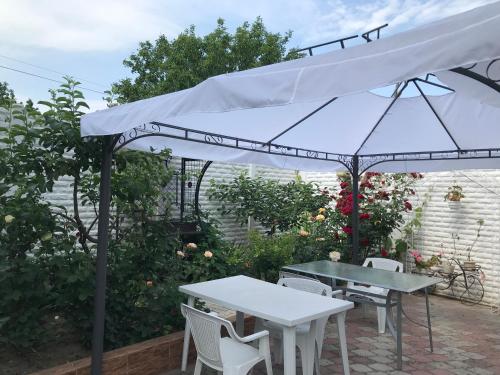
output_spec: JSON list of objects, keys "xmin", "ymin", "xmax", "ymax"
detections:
[
  {"xmin": 471, "ymin": 368, "xmax": 495, "ymax": 375},
  {"xmin": 369, "ymin": 362, "xmax": 394, "ymax": 371},
  {"xmin": 350, "ymin": 363, "xmax": 372, "ymax": 372},
  {"xmin": 352, "ymin": 349, "xmax": 375, "ymax": 357}
]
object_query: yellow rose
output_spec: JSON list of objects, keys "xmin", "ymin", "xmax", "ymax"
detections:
[
  {"xmin": 315, "ymin": 214, "xmax": 325, "ymax": 222},
  {"xmin": 186, "ymin": 243, "xmax": 198, "ymax": 250},
  {"xmin": 204, "ymin": 250, "xmax": 213, "ymax": 258},
  {"xmin": 41, "ymin": 232, "xmax": 53, "ymax": 241},
  {"xmin": 299, "ymin": 229, "xmax": 310, "ymax": 237},
  {"xmin": 318, "ymin": 208, "xmax": 326, "ymax": 214},
  {"xmin": 4, "ymin": 215, "xmax": 14, "ymax": 224}
]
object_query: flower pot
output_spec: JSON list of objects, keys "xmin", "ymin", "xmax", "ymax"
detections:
[
  {"xmin": 442, "ymin": 262, "xmax": 455, "ymax": 274},
  {"xmin": 463, "ymin": 260, "xmax": 476, "ymax": 271},
  {"xmin": 447, "ymin": 201, "xmax": 462, "ymax": 210}
]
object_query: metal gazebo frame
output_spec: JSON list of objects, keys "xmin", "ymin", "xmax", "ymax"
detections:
[{"xmin": 87, "ymin": 25, "xmax": 500, "ymax": 374}]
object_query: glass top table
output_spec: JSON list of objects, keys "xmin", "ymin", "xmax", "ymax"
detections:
[
  {"xmin": 283, "ymin": 260, "xmax": 442, "ymax": 292},
  {"xmin": 282, "ymin": 260, "xmax": 443, "ymax": 371}
]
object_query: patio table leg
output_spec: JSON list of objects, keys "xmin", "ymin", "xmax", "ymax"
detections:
[
  {"xmin": 181, "ymin": 296, "xmax": 194, "ymax": 372},
  {"xmin": 282, "ymin": 326, "xmax": 296, "ymax": 375},
  {"xmin": 236, "ymin": 311, "xmax": 245, "ymax": 336},
  {"xmin": 396, "ymin": 291, "xmax": 403, "ymax": 370},
  {"xmin": 425, "ymin": 287, "xmax": 433, "ymax": 352},
  {"xmin": 302, "ymin": 320, "xmax": 317, "ymax": 375},
  {"xmin": 336, "ymin": 311, "xmax": 350, "ymax": 375}
]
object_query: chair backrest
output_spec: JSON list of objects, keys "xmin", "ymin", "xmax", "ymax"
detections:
[
  {"xmin": 277, "ymin": 277, "xmax": 332, "ymax": 356},
  {"xmin": 363, "ymin": 257, "xmax": 404, "ymax": 273},
  {"xmin": 181, "ymin": 304, "xmax": 235, "ymax": 369},
  {"xmin": 278, "ymin": 270, "xmax": 318, "ymax": 281},
  {"xmin": 277, "ymin": 277, "xmax": 333, "ymax": 297}
]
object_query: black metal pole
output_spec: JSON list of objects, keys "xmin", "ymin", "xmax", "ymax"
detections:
[
  {"xmin": 351, "ymin": 156, "xmax": 360, "ymax": 264},
  {"xmin": 90, "ymin": 136, "xmax": 113, "ymax": 375}
]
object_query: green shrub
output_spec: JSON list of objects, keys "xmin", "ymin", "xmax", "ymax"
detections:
[{"xmin": 208, "ymin": 174, "xmax": 330, "ymax": 234}]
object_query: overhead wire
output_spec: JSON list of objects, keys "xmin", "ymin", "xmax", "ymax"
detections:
[
  {"xmin": 0, "ymin": 53, "xmax": 108, "ymax": 89},
  {"xmin": 0, "ymin": 64, "xmax": 106, "ymax": 95}
]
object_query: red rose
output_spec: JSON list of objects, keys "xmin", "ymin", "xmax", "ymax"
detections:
[
  {"xmin": 360, "ymin": 181, "xmax": 374, "ymax": 189},
  {"xmin": 359, "ymin": 213, "xmax": 370, "ymax": 220},
  {"xmin": 381, "ymin": 248, "xmax": 389, "ymax": 257},
  {"xmin": 342, "ymin": 226, "xmax": 352, "ymax": 235},
  {"xmin": 404, "ymin": 201, "xmax": 412, "ymax": 211},
  {"xmin": 341, "ymin": 206, "xmax": 352, "ymax": 216},
  {"xmin": 340, "ymin": 181, "xmax": 349, "ymax": 189}
]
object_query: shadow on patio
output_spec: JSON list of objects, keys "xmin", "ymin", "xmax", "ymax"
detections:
[{"xmin": 166, "ymin": 294, "xmax": 500, "ymax": 375}]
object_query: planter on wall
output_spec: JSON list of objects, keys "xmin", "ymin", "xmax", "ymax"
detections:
[{"xmin": 447, "ymin": 200, "xmax": 462, "ymax": 209}]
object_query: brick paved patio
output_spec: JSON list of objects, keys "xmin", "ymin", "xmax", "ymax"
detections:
[{"xmin": 167, "ymin": 294, "xmax": 500, "ymax": 375}]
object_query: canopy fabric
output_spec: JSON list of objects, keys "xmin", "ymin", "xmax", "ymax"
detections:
[{"xmin": 81, "ymin": 2, "xmax": 500, "ymax": 172}]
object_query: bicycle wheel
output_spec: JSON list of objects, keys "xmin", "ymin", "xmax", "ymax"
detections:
[{"xmin": 458, "ymin": 274, "xmax": 484, "ymax": 305}]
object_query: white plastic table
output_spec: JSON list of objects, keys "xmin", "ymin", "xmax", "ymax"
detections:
[{"xmin": 179, "ymin": 275, "xmax": 354, "ymax": 375}]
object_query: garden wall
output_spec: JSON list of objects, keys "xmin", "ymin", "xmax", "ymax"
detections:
[{"xmin": 30, "ymin": 316, "xmax": 255, "ymax": 375}]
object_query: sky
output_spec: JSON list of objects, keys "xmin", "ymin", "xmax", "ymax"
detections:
[{"xmin": 0, "ymin": 0, "xmax": 497, "ymax": 111}]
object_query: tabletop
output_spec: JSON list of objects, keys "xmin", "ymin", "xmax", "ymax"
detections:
[
  {"xmin": 283, "ymin": 260, "xmax": 442, "ymax": 293},
  {"xmin": 179, "ymin": 275, "xmax": 353, "ymax": 327}
]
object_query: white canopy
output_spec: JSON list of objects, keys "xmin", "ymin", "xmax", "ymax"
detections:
[{"xmin": 81, "ymin": 1, "xmax": 500, "ymax": 173}]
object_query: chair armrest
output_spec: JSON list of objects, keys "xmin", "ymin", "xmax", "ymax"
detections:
[
  {"xmin": 235, "ymin": 329, "xmax": 270, "ymax": 343},
  {"xmin": 332, "ymin": 289, "xmax": 343, "ymax": 298}
]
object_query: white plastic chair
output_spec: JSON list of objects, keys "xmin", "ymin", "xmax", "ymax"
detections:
[
  {"xmin": 346, "ymin": 257, "xmax": 403, "ymax": 334},
  {"xmin": 181, "ymin": 304, "xmax": 273, "ymax": 375},
  {"xmin": 263, "ymin": 277, "xmax": 342, "ymax": 375}
]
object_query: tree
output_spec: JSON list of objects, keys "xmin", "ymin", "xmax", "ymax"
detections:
[
  {"xmin": 0, "ymin": 79, "xmax": 180, "ymax": 349},
  {"xmin": 111, "ymin": 17, "xmax": 303, "ymax": 103}
]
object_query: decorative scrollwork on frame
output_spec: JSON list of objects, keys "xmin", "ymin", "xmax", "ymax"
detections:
[
  {"xmin": 117, "ymin": 133, "xmax": 126, "ymax": 146},
  {"xmin": 306, "ymin": 150, "xmax": 319, "ymax": 158},
  {"xmin": 151, "ymin": 122, "xmax": 161, "ymax": 132},
  {"xmin": 204, "ymin": 134, "xmax": 224, "ymax": 144},
  {"xmin": 460, "ymin": 63, "xmax": 477, "ymax": 71},
  {"xmin": 359, "ymin": 154, "xmax": 392, "ymax": 173},
  {"xmin": 273, "ymin": 145, "xmax": 292, "ymax": 155},
  {"xmin": 486, "ymin": 59, "xmax": 500, "ymax": 82},
  {"xmin": 128, "ymin": 127, "xmax": 138, "ymax": 140}
]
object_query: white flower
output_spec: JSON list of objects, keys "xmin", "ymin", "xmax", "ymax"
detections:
[
  {"xmin": 329, "ymin": 251, "xmax": 341, "ymax": 262},
  {"xmin": 186, "ymin": 243, "xmax": 198, "ymax": 250},
  {"xmin": 204, "ymin": 250, "xmax": 213, "ymax": 258},
  {"xmin": 176, "ymin": 250, "xmax": 185, "ymax": 258},
  {"xmin": 4, "ymin": 215, "xmax": 14, "ymax": 224}
]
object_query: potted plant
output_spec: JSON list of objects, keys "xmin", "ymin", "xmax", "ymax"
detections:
[
  {"xmin": 409, "ymin": 250, "xmax": 441, "ymax": 272},
  {"xmin": 444, "ymin": 184, "xmax": 464, "ymax": 205},
  {"xmin": 439, "ymin": 244, "xmax": 455, "ymax": 273}
]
